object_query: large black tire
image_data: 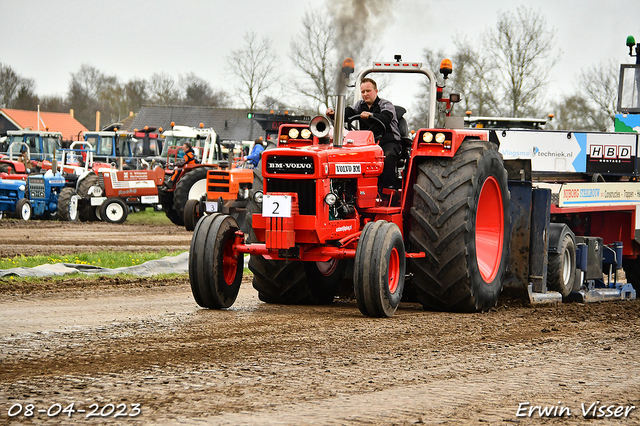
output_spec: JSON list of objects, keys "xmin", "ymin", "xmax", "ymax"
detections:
[
  {"xmin": 77, "ymin": 172, "xmax": 100, "ymax": 222},
  {"xmin": 189, "ymin": 214, "xmax": 243, "ymax": 309},
  {"xmin": 354, "ymin": 221, "xmax": 406, "ymax": 317},
  {"xmin": 547, "ymin": 234, "xmax": 576, "ymax": 297},
  {"xmin": 100, "ymin": 197, "xmax": 129, "ymax": 224},
  {"xmin": 407, "ymin": 139, "xmax": 510, "ymax": 312},
  {"xmin": 15, "ymin": 198, "xmax": 32, "ymax": 221},
  {"xmin": 173, "ymin": 167, "xmax": 211, "ymax": 225},
  {"xmin": 183, "ymin": 199, "xmax": 200, "ymax": 231},
  {"xmin": 57, "ymin": 187, "xmax": 79, "ymax": 222},
  {"xmin": 159, "ymin": 188, "xmax": 183, "ymax": 226}
]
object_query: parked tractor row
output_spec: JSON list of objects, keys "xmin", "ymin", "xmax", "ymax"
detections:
[{"xmin": 188, "ymin": 37, "xmax": 640, "ymax": 316}]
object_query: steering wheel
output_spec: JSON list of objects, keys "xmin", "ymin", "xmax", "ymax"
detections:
[{"xmin": 346, "ymin": 114, "xmax": 387, "ymax": 141}]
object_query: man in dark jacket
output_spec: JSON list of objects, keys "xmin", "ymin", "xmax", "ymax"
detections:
[{"xmin": 327, "ymin": 77, "xmax": 401, "ymax": 192}]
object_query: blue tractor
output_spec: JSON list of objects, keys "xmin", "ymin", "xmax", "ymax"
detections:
[{"xmin": 0, "ymin": 172, "xmax": 78, "ymax": 221}]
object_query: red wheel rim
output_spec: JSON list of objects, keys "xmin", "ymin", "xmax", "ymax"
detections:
[
  {"xmin": 316, "ymin": 259, "xmax": 338, "ymax": 276},
  {"xmin": 475, "ymin": 176, "xmax": 504, "ymax": 282},
  {"xmin": 388, "ymin": 247, "xmax": 400, "ymax": 294},
  {"xmin": 222, "ymin": 239, "xmax": 238, "ymax": 285}
]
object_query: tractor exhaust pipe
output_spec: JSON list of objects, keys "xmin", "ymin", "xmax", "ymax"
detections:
[{"xmin": 333, "ymin": 58, "xmax": 355, "ymax": 148}]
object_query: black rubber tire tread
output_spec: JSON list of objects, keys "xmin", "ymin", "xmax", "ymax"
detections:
[
  {"xmin": 57, "ymin": 187, "xmax": 79, "ymax": 222},
  {"xmin": 159, "ymin": 189, "xmax": 183, "ymax": 226},
  {"xmin": 407, "ymin": 139, "xmax": 510, "ymax": 312},
  {"xmin": 354, "ymin": 221, "xmax": 405, "ymax": 317},
  {"xmin": 100, "ymin": 198, "xmax": 129, "ymax": 224},
  {"xmin": 622, "ymin": 257, "xmax": 640, "ymax": 292},
  {"xmin": 184, "ymin": 199, "xmax": 200, "ymax": 231},
  {"xmin": 16, "ymin": 198, "xmax": 31, "ymax": 221},
  {"xmin": 354, "ymin": 220, "xmax": 385, "ymax": 316},
  {"xmin": 173, "ymin": 167, "xmax": 211, "ymax": 225},
  {"xmin": 547, "ymin": 234, "xmax": 576, "ymax": 297},
  {"xmin": 189, "ymin": 214, "xmax": 243, "ymax": 309},
  {"xmin": 77, "ymin": 172, "xmax": 100, "ymax": 222}
]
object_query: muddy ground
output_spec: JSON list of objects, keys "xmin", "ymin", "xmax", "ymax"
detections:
[{"xmin": 0, "ymin": 220, "xmax": 639, "ymax": 425}]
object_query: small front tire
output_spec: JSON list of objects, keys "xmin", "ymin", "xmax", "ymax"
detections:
[
  {"xmin": 100, "ymin": 198, "xmax": 129, "ymax": 224},
  {"xmin": 189, "ymin": 214, "xmax": 243, "ymax": 309},
  {"xmin": 354, "ymin": 221, "xmax": 406, "ymax": 317},
  {"xmin": 16, "ymin": 198, "xmax": 32, "ymax": 221}
]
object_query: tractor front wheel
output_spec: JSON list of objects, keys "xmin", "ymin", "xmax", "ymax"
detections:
[
  {"xmin": 189, "ymin": 214, "xmax": 243, "ymax": 309},
  {"xmin": 100, "ymin": 198, "xmax": 129, "ymax": 224},
  {"xmin": 16, "ymin": 198, "xmax": 32, "ymax": 221},
  {"xmin": 354, "ymin": 221, "xmax": 406, "ymax": 317},
  {"xmin": 183, "ymin": 199, "xmax": 200, "ymax": 231},
  {"xmin": 407, "ymin": 139, "xmax": 510, "ymax": 312},
  {"xmin": 57, "ymin": 187, "xmax": 79, "ymax": 222}
]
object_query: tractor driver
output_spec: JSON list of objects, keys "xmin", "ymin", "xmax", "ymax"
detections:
[
  {"xmin": 167, "ymin": 141, "xmax": 198, "ymax": 188},
  {"xmin": 326, "ymin": 77, "xmax": 401, "ymax": 194}
]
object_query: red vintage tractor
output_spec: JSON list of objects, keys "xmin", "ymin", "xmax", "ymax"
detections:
[{"xmin": 189, "ymin": 57, "xmax": 511, "ymax": 317}]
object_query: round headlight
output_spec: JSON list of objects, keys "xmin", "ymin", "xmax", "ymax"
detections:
[
  {"xmin": 253, "ymin": 190, "xmax": 263, "ymax": 204},
  {"xmin": 324, "ymin": 192, "xmax": 338, "ymax": 206},
  {"xmin": 288, "ymin": 128, "xmax": 300, "ymax": 139},
  {"xmin": 301, "ymin": 128, "xmax": 312, "ymax": 139},
  {"xmin": 435, "ymin": 132, "xmax": 446, "ymax": 143},
  {"xmin": 422, "ymin": 132, "xmax": 433, "ymax": 143}
]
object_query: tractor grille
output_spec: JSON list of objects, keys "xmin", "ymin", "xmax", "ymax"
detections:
[
  {"xmin": 28, "ymin": 177, "xmax": 45, "ymax": 199},
  {"xmin": 266, "ymin": 178, "xmax": 316, "ymax": 215},
  {"xmin": 207, "ymin": 170, "xmax": 231, "ymax": 193}
]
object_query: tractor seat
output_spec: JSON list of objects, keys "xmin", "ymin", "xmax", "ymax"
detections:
[{"xmin": 395, "ymin": 106, "xmax": 413, "ymax": 148}]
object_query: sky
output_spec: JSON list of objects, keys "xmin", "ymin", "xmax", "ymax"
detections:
[{"xmin": 1, "ymin": 0, "xmax": 639, "ymax": 118}]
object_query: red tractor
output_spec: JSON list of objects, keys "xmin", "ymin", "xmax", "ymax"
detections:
[{"xmin": 189, "ymin": 57, "xmax": 511, "ymax": 317}]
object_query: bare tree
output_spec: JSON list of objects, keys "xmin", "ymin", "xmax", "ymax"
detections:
[
  {"xmin": 549, "ymin": 94, "xmax": 609, "ymax": 131},
  {"xmin": 123, "ymin": 78, "xmax": 149, "ymax": 113},
  {"xmin": 484, "ymin": 6, "xmax": 560, "ymax": 117},
  {"xmin": 577, "ymin": 59, "xmax": 618, "ymax": 131},
  {"xmin": 290, "ymin": 9, "xmax": 336, "ymax": 112},
  {"xmin": 149, "ymin": 72, "xmax": 180, "ymax": 105},
  {"xmin": 289, "ymin": 4, "xmax": 388, "ymax": 113},
  {"xmin": 179, "ymin": 73, "xmax": 230, "ymax": 107},
  {"xmin": 0, "ymin": 63, "xmax": 22, "ymax": 108},
  {"xmin": 227, "ymin": 31, "xmax": 279, "ymax": 112},
  {"xmin": 11, "ymin": 78, "xmax": 39, "ymax": 110}
]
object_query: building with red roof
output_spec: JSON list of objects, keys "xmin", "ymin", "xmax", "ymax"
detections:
[{"xmin": 0, "ymin": 108, "xmax": 88, "ymax": 143}]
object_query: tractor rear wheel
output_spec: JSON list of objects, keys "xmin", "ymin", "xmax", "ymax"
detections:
[
  {"xmin": 407, "ymin": 139, "xmax": 510, "ymax": 312},
  {"xmin": 173, "ymin": 167, "xmax": 210, "ymax": 225},
  {"xmin": 354, "ymin": 221, "xmax": 406, "ymax": 317},
  {"xmin": 77, "ymin": 172, "xmax": 100, "ymax": 222},
  {"xmin": 16, "ymin": 198, "xmax": 32, "ymax": 221},
  {"xmin": 189, "ymin": 213, "xmax": 243, "ymax": 309},
  {"xmin": 159, "ymin": 189, "xmax": 183, "ymax": 226},
  {"xmin": 183, "ymin": 199, "xmax": 200, "ymax": 231},
  {"xmin": 100, "ymin": 198, "xmax": 129, "ymax": 224},
  {"xmin": 57, "ymin": 187, "xmax": 79, "ymax": 222}
]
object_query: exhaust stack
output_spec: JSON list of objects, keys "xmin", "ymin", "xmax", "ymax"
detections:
[{"xmin": 333, "ymin": 58, "xmax": 355, "ymax": 148}]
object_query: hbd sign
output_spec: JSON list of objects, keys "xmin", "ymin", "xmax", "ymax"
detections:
[{"xmin": 589, "ymin": 145, "xmax": 632, "ymax": 160}]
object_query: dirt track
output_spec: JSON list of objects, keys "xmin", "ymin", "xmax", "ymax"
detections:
[{"xmin": 0, "ymin": 220, "xmax": 639, "ymax": 424}]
